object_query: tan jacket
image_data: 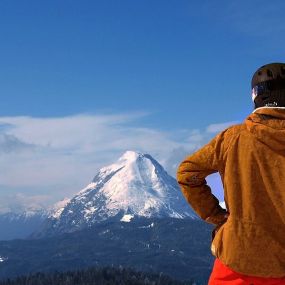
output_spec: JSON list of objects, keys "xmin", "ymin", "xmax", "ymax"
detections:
[{"xmin": 177, "ymin": 107, "xmax": 285, "ymax": 277}]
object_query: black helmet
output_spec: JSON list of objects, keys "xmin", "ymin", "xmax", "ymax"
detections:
[{"xmin": 251, "ymin": 62, "xmax": 285, "ymax": 109}]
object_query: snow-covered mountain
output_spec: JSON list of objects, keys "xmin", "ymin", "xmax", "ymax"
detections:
[{"xmin": 37, "ymin": 151, "xmax": 197, "ymax": 236}]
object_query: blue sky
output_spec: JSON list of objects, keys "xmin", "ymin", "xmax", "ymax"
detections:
[{"xmin": 0, "ymin": 0, "xmax": 284, "ymax": 211}]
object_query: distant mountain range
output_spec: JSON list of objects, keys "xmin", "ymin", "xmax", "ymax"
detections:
[
  {"xmin": 0, "ymin": 151, "xmax": 226, "ymax": 240},
  {"xmin": 0, "ymin": 209, "xmax": 47, "ymax": 240}
]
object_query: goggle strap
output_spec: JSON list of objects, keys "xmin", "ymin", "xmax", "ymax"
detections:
[{"xmin": 252, "ymin": 79, "xmax": 285, "ymax": 98}]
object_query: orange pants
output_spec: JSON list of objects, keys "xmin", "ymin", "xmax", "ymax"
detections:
[{"xmin": 208, "ymin": 258, "xmax": 285, "ymax": 285}]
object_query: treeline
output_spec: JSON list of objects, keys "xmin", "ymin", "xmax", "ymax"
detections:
[{"xmin": 0, "ymin": 266, "xmax": 196, "ymax": 285}]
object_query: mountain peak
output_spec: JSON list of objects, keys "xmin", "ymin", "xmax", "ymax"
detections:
[
  {"xmin": 117, "ymin": 151, "xmax": 156, "ymax": 167},
  {"xmin": 119, "ymin": 150, "xmax": 144, "ymax": 162},
  {"xmin": 44, "ymin": 152, "xmax": 197, "ymax": 235}
]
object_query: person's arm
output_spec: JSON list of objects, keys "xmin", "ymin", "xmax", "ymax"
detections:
[{"xmin": 177, "ymin": 132, "xmax": 228, "ymax": 225}]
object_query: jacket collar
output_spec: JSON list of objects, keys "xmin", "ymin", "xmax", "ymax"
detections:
[{"xmin": 252, "ymin": 107, "xmax": 285, "ymax": 120}]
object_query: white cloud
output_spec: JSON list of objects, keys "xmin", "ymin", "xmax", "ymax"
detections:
[
  {"xmin": 0, "ymin": 113, "xmax": 235, "ymax": 210},
  {"xmin": 0, "ymin": 133, "xmax": 35, "ymax": 153}
]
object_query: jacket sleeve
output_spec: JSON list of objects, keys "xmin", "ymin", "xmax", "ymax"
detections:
[{"xmin": 177, "ymin": 131, "xmax": 228, "ymax": 225}]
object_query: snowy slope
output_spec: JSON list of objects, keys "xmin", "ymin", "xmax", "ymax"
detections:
[
  {"xmin": 50, "ymin": 198, "xmax": 70, "ymax": 219},
  {"xmin": 42, "ymin": 151, "xmax": 197, "ymax": 235}
]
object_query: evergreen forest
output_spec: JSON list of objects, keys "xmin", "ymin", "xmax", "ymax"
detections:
[{"xmin": 0, "ymin": 266, "xmax": 196, "ymax": 285}]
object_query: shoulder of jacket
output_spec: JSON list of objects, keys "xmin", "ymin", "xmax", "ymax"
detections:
[
  {"xmin": 222, "ymin": 123, "xmax": 245, "ymax": 137},
  {"xmin": 215, "ymin": 123, "xmax": 245, "ymax": 149},
  {"xmin": 208, "ymin": 124, "xmax": 245, "ymax": 163}
]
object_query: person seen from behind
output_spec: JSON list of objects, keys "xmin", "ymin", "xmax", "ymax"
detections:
[{"xmin": 177, "ymin": 62, "xmax": 285, "ymax": 285}]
